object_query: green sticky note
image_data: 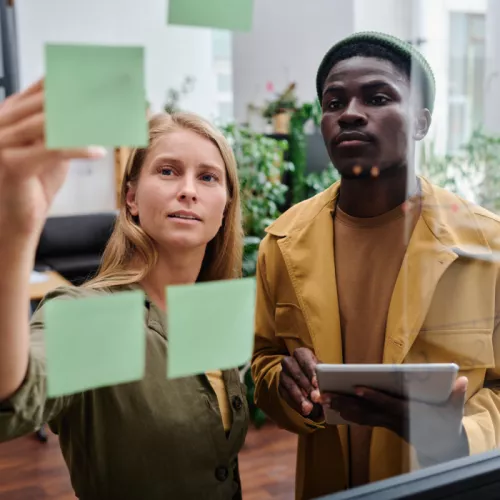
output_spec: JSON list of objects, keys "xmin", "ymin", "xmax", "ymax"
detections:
[
  {"xmin": 166, "ymin": 278, "xmax": 256, "ymax": 379},
  {"xmin": 45, "ymin": 290, "xmax": 146, "ymax": 397},
  {"xmin": 168, "ymin": 0, "xmax": 253, "ymax": 32},
  {"xmin": 45, "ymin": 44, "xmax": 148, "ymax": 148}
]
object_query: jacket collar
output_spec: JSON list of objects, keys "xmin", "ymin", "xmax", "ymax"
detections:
[{"xmin": 267, "ymin": 176, "xmax": 492, "ymax": 258}]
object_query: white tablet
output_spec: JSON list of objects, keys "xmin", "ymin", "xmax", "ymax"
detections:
[{"xmin": 315, "ymin": 363, "xmax": 459, "ymax": 426}]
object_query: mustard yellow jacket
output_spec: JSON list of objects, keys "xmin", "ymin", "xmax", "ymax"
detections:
[{"xmin": 252, "ymin": 177, "xmax": 500, "ymax": 500}]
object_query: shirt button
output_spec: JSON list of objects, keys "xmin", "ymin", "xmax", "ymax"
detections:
[
  {"xmin": 232, "ymin": 396, "xmax": 243, "ymax": 411},
  {"xmin": 215, "ymin": 466, "xmax": 229, "ymax": 482}
]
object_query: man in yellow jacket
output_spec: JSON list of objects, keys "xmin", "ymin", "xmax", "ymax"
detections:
[{"xmin": 252, "ymin": 31, "xmax": 500, "ymax": 500}]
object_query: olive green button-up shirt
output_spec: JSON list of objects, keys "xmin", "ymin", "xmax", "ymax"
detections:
[{"xmin": 0, "ymin": 285, "xmax": 249, "ymax": 500}]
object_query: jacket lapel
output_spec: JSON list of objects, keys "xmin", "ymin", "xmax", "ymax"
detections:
[
  {"xmin": 383, "ymin": 217, "xmax": 458, "ymax": 363},
  {"xmin": 276, "ymin": 190, "xmax": 343, "ymax": 364},
  {"xmin": 384, "ymin": 178, "xmax": 492, "ymax": 364}
]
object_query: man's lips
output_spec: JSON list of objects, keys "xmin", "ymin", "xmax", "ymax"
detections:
[
  {"xmin": 337, "ymin": 139, "xmax": 372, "ymax": 148},
  {"xmin": 334, "ymin": 131, "xmax": 374, "ymax": 147}
]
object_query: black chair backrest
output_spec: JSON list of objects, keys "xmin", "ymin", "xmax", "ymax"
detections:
[{"xmin": 35, "ymin": 212, "xmax": 118, "ymax": 260}]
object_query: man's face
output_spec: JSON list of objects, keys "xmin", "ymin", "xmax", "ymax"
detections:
[{"xmin": 320, "ymin": 56, "xmax": 427, "ymax": 178}]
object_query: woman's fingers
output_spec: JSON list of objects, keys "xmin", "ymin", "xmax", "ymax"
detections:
[
  {"xmin": 0, "ymin": 78, "xmax": 43, "ymax": 110},
  {"xmin": 18, "ymin": 78, "xmax": 44, "ymax": 99},
  {"xmin": 0, "ymin": 143, "xmax": 107, "ymax": 173},
  {"xmin": 0, "ymin": 78, "xmax": 44, "ymax": 148},
  {"xmin": 50, "ymin": 146, "xmax": 107, "ymax": 161},
  {"xmin": 0, "ymin": 76, "xmax": 106, "ymax": 179},
  {"xmin": 0, "ymin": 92, "xmax": 44, "ymax": 129},
  {"xmin": 0, "ymin": 112, "xmax": 45, "ymax": 149}
]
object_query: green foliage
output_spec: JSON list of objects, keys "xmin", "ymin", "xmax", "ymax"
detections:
[
  {"xmin": 289, "ymin": 100, "xmax": 322, "ymax": 203},
  {"xmin": 221, "ymin": 123, "xmax": 293, "ymax": 277},
  {"xmin": 262, "ymin": 99, "xmax": 296, "ymax": 119},
  {"xmin": 243, "ymin": 367, "xmax": 267, "ymax": 428},
  {"xmin": 420, "ymin": 140, "xmax": 460, "ymax": 193},
  {"xmin": 421, "ymin": 129, "xmax": 500, "ymax": 213},
  {"xmin": 460, "ymin": 130, "xmax": 500, "ymax": 213},
  {"xmin": 305, "ymin": 163, "xmax": 340, "ymax": 197}
]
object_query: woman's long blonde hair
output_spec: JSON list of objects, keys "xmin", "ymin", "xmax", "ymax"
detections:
[{"xmin": 85, "ymin": 112, "xmax": 243, "ymax": 289}]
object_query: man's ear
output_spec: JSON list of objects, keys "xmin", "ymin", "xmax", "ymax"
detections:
[
  {"xmin": 414, "ymin": 109, "xmax": 432, "ymax": 141},
  {"xmin": 125, "ymin": 182, "xmax": 139, "ymax": 216}
]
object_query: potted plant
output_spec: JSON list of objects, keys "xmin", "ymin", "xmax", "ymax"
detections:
[{"xmin": 262, "ymin": 83, "xmax": 298, "ymax": 134}]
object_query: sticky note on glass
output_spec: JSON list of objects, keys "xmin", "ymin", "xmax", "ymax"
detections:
[
  {"xmin": 45, "ymin": 44, "xmax": 148, "ymax": 148},
  {"xmin": 166, "ymin": 278, "xmax": 256, "ymax": 379},
  {"xmin": 45, "ymin": 290, "xmax": 146, "ymax": 397},
  {"xmin": 167, "ymin": 0, "xmax": 253, "ymax": 32}
]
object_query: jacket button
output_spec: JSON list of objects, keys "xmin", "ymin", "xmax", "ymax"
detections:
[
  {"xmin": 232, "ymin": 396, "xmax": 243, "ymax": 411},
  {"xmin": 215, "ymin": 465, "xmax": 229, "ymax": 482}
]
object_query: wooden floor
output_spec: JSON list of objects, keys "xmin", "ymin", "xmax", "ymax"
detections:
[{"xmin": 0, "ymin": 424, "xmax": 297, "ymax": 499}]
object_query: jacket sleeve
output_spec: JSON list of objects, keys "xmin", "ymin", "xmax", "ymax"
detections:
[
  {"xmin": 460, "ymin": 239, "xmax": 500, "ymax": 455},
  {"xmin": 462, "ymin": 317, "xmax": 500, "ymax": 455},
  {"xmin": 0, "ymin": 287, "xmax": 82, "ymax": 442},
  {"xmin": 251, "ymin": 237, "xmax": 324, "ymax": 435}
]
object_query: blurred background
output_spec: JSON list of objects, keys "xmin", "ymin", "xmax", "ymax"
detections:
[{"xmin": 1, "ymin": 0, "xmax": 499, "ymax": 498}]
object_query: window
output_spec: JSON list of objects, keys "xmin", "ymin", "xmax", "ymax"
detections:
[
  {"xmin": 212, "ymin": 30, "xmax": 233, "ymax": 123},
  {"xmin": 0, "ymin": 0, "xmax": 19, "ymax": 98},
  {"xmin": 217, "ymin": 101, "xmax": 234, "ymax": 123},
  {"xmin": 0, "ymin": 4, "xmax": 5, "ymax": 95},
  {"xmin": 217, "ymin": 73, "xmax": 232, "ymax": 93},
  {"xmin": 212, "ymin": 30, "xmax": 232, "ymax": 61},
  {"xmin": 447, "ymin": 12, "xmax": 486, "ymax": 153}
]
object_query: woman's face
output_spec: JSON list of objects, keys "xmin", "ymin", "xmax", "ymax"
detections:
[{"xmin": 126, "ymin": 129, "xmax": 228, "ymax": 253}]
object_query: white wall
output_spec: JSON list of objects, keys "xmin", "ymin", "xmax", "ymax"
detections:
[
  {"xmin": 232, "ymin": 0, "xmax": 354, "ymax": 129},
  {"xmin": 354, "ymin": 0, "xmax": 414, "ymax": 40},
  {"xmin": 16, "ymin": 0, "xmax": 219, "ymax": 215},
  {"xmin": 484, "ymin": 0, "xmax": 500, "ymax": 134}
]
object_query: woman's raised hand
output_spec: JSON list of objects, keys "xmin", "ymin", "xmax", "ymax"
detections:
[{"xmin": 0, "ymin": 79, "xmax": 106, "ymax": 238}]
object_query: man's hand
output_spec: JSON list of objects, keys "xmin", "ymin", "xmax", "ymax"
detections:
[
  {"xmin": 279, "ymin": 347, "xmax": 323, "ymax": 419},
  {"xmin": 321, "ymin": 376, "xmax": 469, "ymax": 464}
]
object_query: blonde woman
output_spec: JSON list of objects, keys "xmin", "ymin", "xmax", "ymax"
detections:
[{"xmin": 0, "ymin": 81, "xmax": 249, "ymax": 500}]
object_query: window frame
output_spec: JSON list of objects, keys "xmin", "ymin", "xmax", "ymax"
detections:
[{"xmin": 0, "ymin": 0, "xmax": 19, "ymax": 98}]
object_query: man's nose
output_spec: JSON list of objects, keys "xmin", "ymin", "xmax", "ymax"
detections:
[{"xmin": 338, "ymin": 99, "xmax": 368, "ymax": 128}]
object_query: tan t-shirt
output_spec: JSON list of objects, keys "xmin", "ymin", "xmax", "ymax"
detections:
[{"xmin": 334, "ymin": 201, "xmax": 420, "ymax": 487}]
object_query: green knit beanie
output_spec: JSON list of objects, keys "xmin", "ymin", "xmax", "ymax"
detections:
[{"xmin": 316, "ymin": 31, "xmax": 436, "ymax": 112}]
